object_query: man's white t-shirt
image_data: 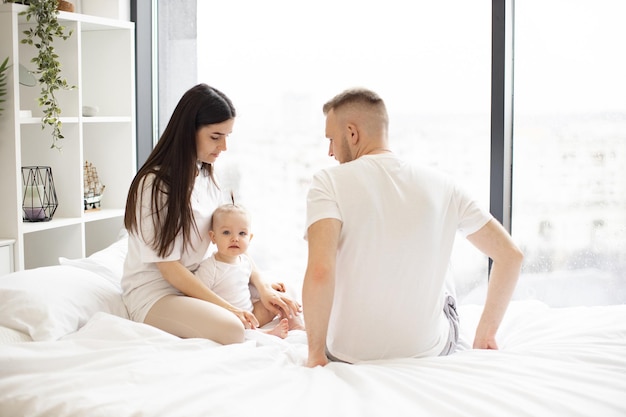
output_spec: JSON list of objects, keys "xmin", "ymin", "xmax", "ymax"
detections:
[
  {"xmin": 122, "ymin": 172, "xmax": 220, "ymax": 322},
  {"xmin": 305, "ymin": 154, "xmax": 492, "ymax": 363}
]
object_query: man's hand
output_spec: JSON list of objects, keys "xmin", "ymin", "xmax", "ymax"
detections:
[
  {"xmin": 306, "ymin": 352, "xmax": 329, "ymax": 368},
  {"xmin": 473, "ymin": 334, "xmax": 499, "ymax": 350}
]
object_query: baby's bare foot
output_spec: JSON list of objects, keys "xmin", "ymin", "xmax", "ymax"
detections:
[
  {"xmin": 288, "ymin": 315, "xmax": 305, "ymax": 331},
  {"xmin": 263, "ymin": 318, "xmax": 289, "ymax": 339}
]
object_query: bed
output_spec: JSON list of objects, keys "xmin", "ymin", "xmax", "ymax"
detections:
[{"xmin": 1, "ymin": 237, "xmax": 625, "ymax": 417}]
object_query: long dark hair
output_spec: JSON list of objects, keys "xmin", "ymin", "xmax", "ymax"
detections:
[{"xmin": 124, "ymin": 84, "xmax": 236, "ymax": 257}]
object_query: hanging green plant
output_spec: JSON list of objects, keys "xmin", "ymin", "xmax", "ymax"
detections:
[
  {"xmin": 20, "ymin": 0, "xmax": 75, "ymax": 149},
  {"xmin": 0, "ymin": 57, "xmax": 9, "ymax": 117}
]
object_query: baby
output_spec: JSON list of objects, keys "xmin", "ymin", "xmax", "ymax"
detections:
[{"xmin": 195, "ymin": 202, "xmax": 302, "ymax": 338}]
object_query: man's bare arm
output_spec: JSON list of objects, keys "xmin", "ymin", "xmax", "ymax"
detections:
[
  {"xmin": 466, "ymin": 219, "xmax": 523, "ymax": 349},
  {"xmin": 302, "ymin": 218, "xmax": 342, "ymax": 367}
]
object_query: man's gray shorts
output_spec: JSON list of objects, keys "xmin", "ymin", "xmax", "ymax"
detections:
[
  {"xmin": 439, "ymin": 294, "xmax": 460, "ymax": 356},
  {"xmin": 326, "ymin": 294, "xmax": 460, "ymax": 362}
]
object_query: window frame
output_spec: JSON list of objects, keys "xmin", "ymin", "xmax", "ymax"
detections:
[{"xmin": 490, "ymin": 0, "xmax": 515, "ymax": 235}]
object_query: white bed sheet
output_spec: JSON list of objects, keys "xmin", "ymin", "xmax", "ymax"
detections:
[{"xmin": 1, "ymin": 300, "xmax": 624, "ymax": 417}]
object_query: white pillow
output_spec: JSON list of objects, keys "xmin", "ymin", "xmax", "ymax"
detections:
[
  {"xmin": 59, "ymin": 235, "xmax": 128, "ymax": 284},
  {"xmin": 0, "ymin": 326, "xmax": 32, "ymax": 344},
  {"xmin": 0, "ymin": 265, "xmax": 129, "ymax": 341}
]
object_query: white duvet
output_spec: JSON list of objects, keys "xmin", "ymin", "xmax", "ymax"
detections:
[{"xmin": 1, "ymin": 300, "xmax": 625, "ymax": 417}]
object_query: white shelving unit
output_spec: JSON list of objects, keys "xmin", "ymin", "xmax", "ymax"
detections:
[{"xmin": 0, "ymin": 3, "xmax": 136, "ymax": 271}]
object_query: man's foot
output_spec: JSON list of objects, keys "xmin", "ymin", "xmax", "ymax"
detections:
[{"xmin": 262, "ymin": 318, "xmax": 289, "ymax": 339}]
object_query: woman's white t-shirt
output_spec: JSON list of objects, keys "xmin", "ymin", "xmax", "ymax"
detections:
[{"xmin": 122, "ymin": 172, "xmax": 220, "ymax": 322}]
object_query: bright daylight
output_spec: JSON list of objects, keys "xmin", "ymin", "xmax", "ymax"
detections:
[{"xmin": 0, "ymin": 1, "xmax": 624, "ymax": 416}]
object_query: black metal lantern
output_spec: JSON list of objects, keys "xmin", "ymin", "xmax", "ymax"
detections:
[{"xmin": 22, "ymin": 166, "xmax": 58, "ymax": 222}]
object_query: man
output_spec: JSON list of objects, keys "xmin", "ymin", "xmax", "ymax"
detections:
[{"xmin": 302, "ymin": 88, "xmax": 523, "ymax": 367}]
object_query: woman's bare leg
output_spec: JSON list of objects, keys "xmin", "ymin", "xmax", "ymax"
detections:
[{"xmin": 144, "ymin": 295, "xmax": 245, "ymax": 344}]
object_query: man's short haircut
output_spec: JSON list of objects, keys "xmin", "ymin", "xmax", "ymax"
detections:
[
  {"xmin": 322, "ymin": 88, "xmax": 389, "ymax": 130},
  {"xmin": 322, "ymin": 88, "xmax": 386, "ymax": 115}
]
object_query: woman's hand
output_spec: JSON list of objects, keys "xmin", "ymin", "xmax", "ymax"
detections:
[
  {"xmin": 247, "ymin": 255, "xmax": 301, "ymax": 319},
  {"xmin": 230, "ymin": 308, "xmax": 259, "ymax": 329},
  {"xmin": 258, "ymin": 283, "xmax": 301, "ymax": 319}
]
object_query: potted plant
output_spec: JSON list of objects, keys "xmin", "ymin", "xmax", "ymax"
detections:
[{"xmin": 17, "ymin": 0, "xmax": 74, "ymax": 149}]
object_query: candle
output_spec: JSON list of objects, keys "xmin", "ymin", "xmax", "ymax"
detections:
[{"xmin": 23, "ymin": 184, "xmax": 46, "ymax": 221}]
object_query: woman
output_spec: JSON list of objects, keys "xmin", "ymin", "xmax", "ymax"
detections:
[{"xmin": 121, "ymin": 84, "xmax": 301, "ymax": 344}]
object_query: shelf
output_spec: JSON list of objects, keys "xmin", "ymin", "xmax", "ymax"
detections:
[
  {"xmin": 20, "ymin": 117, "xmax": 80, "ymax": 125},
  {"xmin": 80, "ymin": 15, "xmax": 133, "ymax": 31},
  {"xmin": 21, "ymin": 216, "xmax": 83, "ymax": 234},
  {"xmin": 82, "ymin": 116, "xmax": 132, "ymax": 123},
  {"xmin": 84, "ymin": 208, "xmax": 125, "ymax": 223},
  {"xmin": 8, "ymin": 3, "xmax": 133, "ymax": 30},
  {"xmin": 0, "ymin": 3, "xmax": 136, "ymax": 271},
  {"xmin": 20, "ymin": 116, "xmax": 135, "ymax": 127}
]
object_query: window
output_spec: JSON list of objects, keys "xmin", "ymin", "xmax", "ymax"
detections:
[
  {"xmin": 512, "ymin": 0, "xmax": 626, "ymax": 305},
  {"xmin": 194, "ymin": 1, "xmax": 492, "ymax": 297},
  {"xmin": 153, "ymin": 1, "xmax": 626, "ymax": 306}
]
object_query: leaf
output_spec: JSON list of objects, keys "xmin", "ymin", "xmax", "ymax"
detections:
[{"xmin": 19, "ymin": 0, "xmax": 74, "ymax": 150}]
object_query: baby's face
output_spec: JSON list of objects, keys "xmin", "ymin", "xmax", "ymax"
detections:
[{"xmin": 210, "ymin": 211, "xmax": 252, "ymax": 257}]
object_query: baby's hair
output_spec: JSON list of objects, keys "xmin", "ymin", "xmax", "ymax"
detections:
[{"xmin": 209, "ymin": 191, "xmax": 250, "ymax": 231}]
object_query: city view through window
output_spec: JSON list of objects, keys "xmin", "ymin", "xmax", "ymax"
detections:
[
  {"xmin": 511, "ymin": 0, "xmax": 626, "ymax": 306},
  {"xmin": 183, "ymin": 1, "xmax": 625, "ymax": 306}
]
